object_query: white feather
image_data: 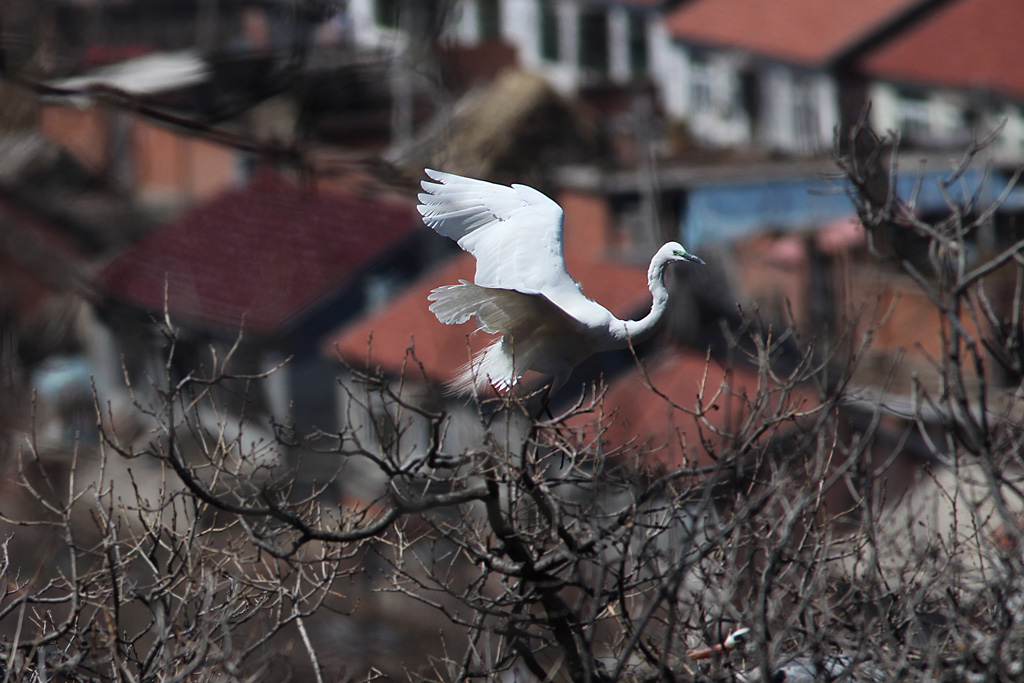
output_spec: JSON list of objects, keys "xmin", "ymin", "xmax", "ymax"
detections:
[
  {"xmin": 417, "ymin": 170, "xmax": 704, "ymax": 394},
  {"xmin": 447, "ymin": 340, "xmax": 519, "ymax": 395},
  {"xmin": 418, "ymin": 169, "xmax": 572, "ymax": 292}
]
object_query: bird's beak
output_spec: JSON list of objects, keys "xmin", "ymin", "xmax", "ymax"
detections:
[
  {"xmin": 687, "ymin": 643, "xmax": 728, "ymax": 660},
  {"xmin": 683, "ymin": 253, "xmax": 705, "ymax": 265}
]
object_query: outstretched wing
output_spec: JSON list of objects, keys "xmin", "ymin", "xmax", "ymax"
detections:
[
  {"xmin": 427, "ymin": 281, "xmax": 588, "ymax": 338},
  {"xmin": 417, "ymin": 169, "xmax": 578, "ymax": 295}
]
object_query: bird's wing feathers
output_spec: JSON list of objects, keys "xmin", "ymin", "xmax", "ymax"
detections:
[
  {"xmin": 419, "ymin": 170, "xmax": 626, "ymax": 394},
  {"xmin": 418, "ymin": 169, "xmax": 577, "ymax": 294},
  {"xmin": 429, "ymin": 282, "xmax": 593, "ymax": 393},
  {"xmin": 428, "ymin": 282, "xmax": 588, "ymax": 338}
]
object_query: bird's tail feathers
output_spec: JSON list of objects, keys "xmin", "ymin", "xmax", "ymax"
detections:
[
  {"xmin": 446, "ymin": 340, "xmax": 519, "ymax": 396},
  {"xmin": 429, "ymin": 282, "xmax": 524, "ymax": 335},
  {"xmin": 428, "ymin": 282, "xmax": 477, "ymax": 326}
]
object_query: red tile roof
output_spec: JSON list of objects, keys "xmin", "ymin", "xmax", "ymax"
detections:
[
  {"xmin": 325, "ymin": 250, "xmax": 652, "ymax": 385},
  {"xmin": 97, "ymin": 174, "xmax": 417, "ymax": 336},
  {"xmin": 326, "ymin": 253, "xmax": 479, "ymax": 383},
  {"xmin": 569, "ymin": 349, "xmax": 818, "ymax": 471},
  {"xmin": 665, "ymin": 0, "xmax": 923, "ymax": 66},
  {"xmin": 859, "ymin": 0, "xmax": 1024, "ymax": 101}
]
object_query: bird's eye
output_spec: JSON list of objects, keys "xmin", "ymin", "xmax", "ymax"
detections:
[{"xmin": 673, "ymin": 250, "xmax": 684, "ymax": 257}]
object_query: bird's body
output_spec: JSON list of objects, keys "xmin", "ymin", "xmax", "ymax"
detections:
[{"xmin": 417, "ymin": 169, "xmax": 703, "ymax": 394}]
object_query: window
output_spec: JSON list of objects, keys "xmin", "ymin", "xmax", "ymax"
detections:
[
  {"xmin": 793, "ymin": 77, "xmax": 820, "ymax": 153},
  {"xmin": 478, "ymin": 0, "xmax": 501, "ymax": 40},
  {"xmin": 540, "ymin": 3, "xmax": 559, "ymax": 62},
  {"xmin": 578, "ymin": 9, "xmax": 608, "ymax": 75},
  {"xmin": 375, "ymin": 0, "xmax": 399, "ymax": 28},
  {"xmin": 691, "ymin": 54, "xmax": 714, "ymax": 112},
  {"xmin": 739, "ymin": 67, "xmax": 759, "ymax": 121},
  {"xmin": 627, "ymin": 13, "xmax": 648, "ymax": 76},
  {"xmin": 897, "ymin": 90, "xmax": 932, "ymax": 143}
]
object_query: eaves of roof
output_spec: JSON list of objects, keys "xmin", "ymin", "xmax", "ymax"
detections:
[
  {"xmin": 555, "ymin": 159, "xmax": 839, "ymax": 195},
  {"xmin": 44, "ymin": 50, "xmax": 209, "ymax": 107}
]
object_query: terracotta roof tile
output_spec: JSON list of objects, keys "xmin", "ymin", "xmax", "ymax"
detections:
[
  {"xmin": 97, "ymin": 174, "xmax": 417, "ymax": 336},
  {"xmin": 326, "ymin": 252, "xmax": 479, "ymax": 383},
  {"xmin": 325, "ymin": 250, "xmax": 652, "ymax": 385},
  {"xmin": 570, "ymin": 350, "xmax": 818, "ymax": 470},
  {"xmin": 613, "ymin": 0, "xmax": 663, "ymax": 7},
  {"xmin": 859, "ymin": 0, "xmax": 1024, "ymax": 101},
  {"xmin": 665, "ymin": 0, "xmax": 922, "ymax": 66}
]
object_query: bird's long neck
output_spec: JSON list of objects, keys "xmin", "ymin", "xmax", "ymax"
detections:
[{"xmin": 619, "ymin": 255, "xmax": 671, "ymax": 344}]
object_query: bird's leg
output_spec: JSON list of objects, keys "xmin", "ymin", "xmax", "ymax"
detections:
[
  {"xmin": 535, "ymin": 372, "xmax": 569, "ymax": 420},
  {"xmin": 536, "ymin": 381, "xmax": 556, "ymax": 420}
]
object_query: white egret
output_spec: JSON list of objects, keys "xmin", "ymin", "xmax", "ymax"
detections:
[{"xmin": 417, "ymin": 169, "xmax": 704, "ymax": 395}]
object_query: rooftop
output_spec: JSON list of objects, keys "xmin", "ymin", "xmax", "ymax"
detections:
[
  {"xmin": 571, "ymin": 349, "xmax": 819, "ymax": 470},
  {"xmin": 859, "ymin": 0, "xmax": 1024, "ymax": 101},
  {"xmin": 664, "ymin": 0, "xmax": 928, "ymax": 67},
  {"xmin": 97, "ymin": 174, "xmax": 417, "ymax": 337},
  {"xmin": 45, "ymin": 50, "xmax": 209, "ymax": 106}
]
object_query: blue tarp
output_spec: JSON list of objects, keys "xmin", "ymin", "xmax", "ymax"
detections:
[
  {"xmin": 32, "ymin": 356, "xmax": 94, "ymax": 399},
  {"xmin": 682, "ymin": 168, "xmax": 1013, "ymax": 247},
  {"xmin": 894, "ymin": 167, "xmax": 1007, "ymax": 212}
]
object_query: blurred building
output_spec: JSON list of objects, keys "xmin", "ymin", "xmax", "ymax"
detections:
[
  {"xmin": 3, "ymin": 0, "xmax": 1022, "ymax": 513},
  {"xmin": 0, "ymin": 2, "xmax": 1021, "ymax": 679}
]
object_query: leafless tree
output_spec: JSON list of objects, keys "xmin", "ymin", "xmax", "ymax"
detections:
[{"xmin": 2, "ymin": 19, "xmax": 1024, "ymax": 673}]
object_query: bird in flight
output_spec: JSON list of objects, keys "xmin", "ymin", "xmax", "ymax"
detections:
[{"xmin": 417, "ymin": 169, "xmax": 703, "ymax": 395}]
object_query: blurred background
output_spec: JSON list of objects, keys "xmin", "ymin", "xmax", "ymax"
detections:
[
  {"xmin": 1, "ymin": 1, "xmax": 1023, "ymax": 679},
  {"xmin": 3, "ymin": 0, "xmax": 1021, "ymax": 464}
]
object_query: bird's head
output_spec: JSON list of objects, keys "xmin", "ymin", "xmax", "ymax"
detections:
[
  {"xmin": 687, "ymin": 627, "xmax": 751, "ymax": 660},
  {"xmin": 662, "ymin": 241, "xmax": 705, "ymax": 265}
]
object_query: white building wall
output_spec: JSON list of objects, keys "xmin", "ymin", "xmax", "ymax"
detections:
[
  {"xmin": 650, "ymin": 24, "xmax": 691, "ymax": 119},
  {"xmin": 814, "ymin": 74, "xmax": 839, "ymax": 148},
  {"xmin": 870, "ymin": 83, "xmax": 965, "ymax": 148},
  {"xmin": 607, "ymin": 5, "xmax": 631, "ymax": 84},
  {"xmin": 792, "ymin": 72, "xmax": 836, "ymax": 154},
  {"xmin": 450, "ymin": 0, "xmax": 481, "ymax": 45},
  {"xmin": 928, "ymin": 93, "xmax": 964, "ymax": 140},
  {"xmin": 868, "ymin": 82, "xmax": 901, "ymax": 134},
  {"xmin": 990, "ymin": 106, "xmax": 1024, "ymax": 162},
  {"xmin": 760, "ymin": 65, "xmax": 796, "ymax": 151},
  {"xmin": 749, "ymin": 68, "xmax": 839, "ymax": 155},
  {"xmin": 689, "ymin": 52, "xmax": 751, "ymax": 147},
  {"xmin": 869, "ymin": 82, "xmax": 1024, "ymax": 163},
  {"xmin": 550, "ymin": 1, "xmax": 581, "ymax": 93},
  {"xmin": 261, "ymin": 352, "xmax": 291, "ymax": 425},
  {"xmin": 344, "ymin": 0, "xmax": 405, "ymax": 50},
  {"xmin": 501, "ymin": 0, "xmax": 541, "ymax": 68},
  {"xmin": 345, "ymin": 0, "xmax": 373, "ymax": 36},
  {"xmin": 502, "ymin": 0, "xmax": 604, "ymax": 94}
]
